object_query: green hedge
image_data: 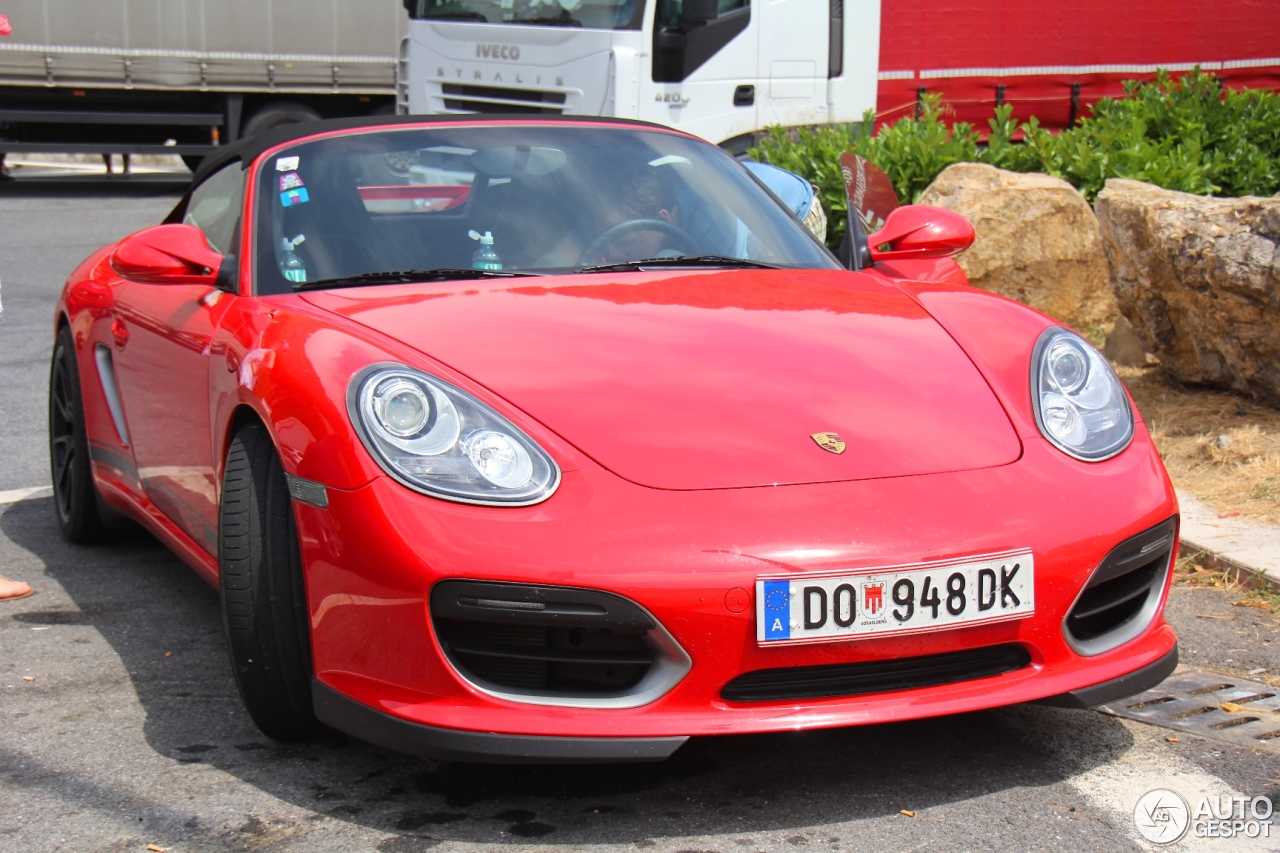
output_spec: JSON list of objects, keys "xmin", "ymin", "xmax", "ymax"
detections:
[{"xmin": 750, "ymin": 69, "xmax": 1280, "ymax": 250}]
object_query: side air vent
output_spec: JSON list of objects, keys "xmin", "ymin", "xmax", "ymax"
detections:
[
  {"xmin": 722, "ymin": 644, "xmax": 1032, "ymax": 702},
  {"xmin": 430, "ymin": 581, "xmax": 690, "ymax": 709},
  {"xmin": 93, "ymin": 344, "xmax": 129, "ymax": 445},
  {"xmin": 1064, "ymin": 517, "xmax": 1177, "ymax": 656},
  {"xmin": 440, "ymin": 84, "xmax": 567, "ymax": 114}
]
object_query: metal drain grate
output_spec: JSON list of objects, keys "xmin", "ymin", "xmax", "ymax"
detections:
[{"xmin": 1100, "ymin": 669, "xmax": 1280, "ymax": 751}]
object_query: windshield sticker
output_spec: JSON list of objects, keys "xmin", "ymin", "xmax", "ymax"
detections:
[
  {"xmin": 279, "ymin": 172, "xmax": 304, "ymax": 191},
  {"xmin": 280, "ymin": 188, "xmax": 310, "ymax": 206},
  {"xmin": 275, "ymin": 155, "xmax": 300, "ymax": 172}
]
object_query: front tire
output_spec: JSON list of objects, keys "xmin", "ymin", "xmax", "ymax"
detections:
[
  {"xmin": 219, "ymin": 421, "xmax": 325, "ymax": 740},
  {"xmin": 48, "ymin": 325, "xmax": 110, "ymax": 543}
]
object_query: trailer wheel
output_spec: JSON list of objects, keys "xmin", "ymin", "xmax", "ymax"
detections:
[{"xmin": 242, "ymin": 102, "xmax": 322, "ymax": 139}]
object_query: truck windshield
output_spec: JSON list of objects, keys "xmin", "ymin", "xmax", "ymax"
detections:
[
  {"xmin": 253, "ymin": 123, "xmax": 840, "ymax": 295},
  {"xmin": 404, "ymin": 0, "xmax": 643, "ymax": 29}
]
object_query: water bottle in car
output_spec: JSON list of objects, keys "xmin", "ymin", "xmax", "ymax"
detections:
[
  {"xmin": 469, "ymin": 230, "xmax": 502, "ymax": 271},
  {"xmin": 281, "ymin": 234, "xmax": 307, "ymax": 283}
]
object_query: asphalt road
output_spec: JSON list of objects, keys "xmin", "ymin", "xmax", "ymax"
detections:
[{"xmin": 2, "ymin": 174, "xmax": 1279, "ymax": 853}]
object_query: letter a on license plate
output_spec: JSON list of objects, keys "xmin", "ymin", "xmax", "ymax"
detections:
[{"xmin": 755, "ymin": 550, "xmax": 1035, "ymax": 645}]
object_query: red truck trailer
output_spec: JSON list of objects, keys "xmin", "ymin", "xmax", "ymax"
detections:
[{"xmin": 878, "ymin": 0, "xmax": 1280, "ymax": 129}]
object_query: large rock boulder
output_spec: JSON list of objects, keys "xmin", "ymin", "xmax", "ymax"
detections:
[
  {"xmin": 1096, "ymin": 179, "xmax": 1280, "ymax": 405},
  {"xmin": 918, "ymin": 163, "xmax": 1116, "ymax": 328}
]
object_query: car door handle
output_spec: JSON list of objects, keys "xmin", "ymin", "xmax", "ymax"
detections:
[{"xmin": 111, "ymin": 317, "xmax": 129, "ymax": 349}]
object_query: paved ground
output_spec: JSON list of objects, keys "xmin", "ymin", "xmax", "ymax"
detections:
[
  {"xmin": 0, "ymin": 173, "xmax": 188, "ymax": 491},
  {"xmin": 2, "ymin": 174, "xmax": 1279, "ymax": 853}
]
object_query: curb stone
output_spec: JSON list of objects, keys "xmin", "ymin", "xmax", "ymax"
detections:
[{"xmin": 1177, "ymin": 489, "xmax": 1280, "ymax": 587}]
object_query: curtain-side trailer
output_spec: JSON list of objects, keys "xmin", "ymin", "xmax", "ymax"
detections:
[{"xmin": 0, "ymin": 0, "xmax": 406, "ymax": 168}]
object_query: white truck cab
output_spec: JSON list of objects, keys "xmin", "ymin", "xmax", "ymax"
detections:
[{"xmin": 398, "ymin": 0, "xmax": 879, "ymax": 148}]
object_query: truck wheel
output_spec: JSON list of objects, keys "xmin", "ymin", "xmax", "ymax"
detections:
[
  {"xmin": 219, "ymin": 421, "xmax": 325, "ymax": 740},
  {"xmin": 48, "ymin": 325, "xmax": 110, "ymax": 543},
  {"xmin": 242, "ymin": 103, "xmax": 322, "ymax": 138}
]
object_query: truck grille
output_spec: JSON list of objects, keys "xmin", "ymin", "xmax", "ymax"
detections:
[
  {"xmin": 429, "ymin": 581, "xmax": 690, "ymax": 708},
  {"xmin": 440, "ymin": 84, "xmax": 566, "ymax": 114},
  {"xmin": 1064, "ymin": 517, "xmax": 1177, "ymax": 656},
  {"xmin": 721, "ymin": 644, "xmax": 1032, "ymax": 702}
]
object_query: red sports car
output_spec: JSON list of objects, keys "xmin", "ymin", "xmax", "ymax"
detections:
[{"xmin": 51, "ymin": 116, "xmax": 1178, "ymax": 763}]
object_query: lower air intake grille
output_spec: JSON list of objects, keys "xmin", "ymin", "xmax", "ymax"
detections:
[
  {"xmin": 429, "ymin": 581, "xmax": 690, "ymax": 708},
  {"xmin": 1065, "ymin": 517, "xmax": 1177, "ymax": 656},
  {"xmin": 436, "ymin": 618, "xmax": 653, "ymax": 693},
  {"xmin": 441, "ymin": 84, "xmax": 566, "ymax": 114},
  {"xmin": 721, "ymin": 643, "xmax": 1032, "ymax": 702}
]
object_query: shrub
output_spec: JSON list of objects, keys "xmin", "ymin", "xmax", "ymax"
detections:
[{"xmin": 750, "ymin": 69, "xmax": 1280, "ymax": 250}]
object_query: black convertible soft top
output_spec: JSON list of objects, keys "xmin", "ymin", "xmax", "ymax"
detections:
[{"xmin": 190, "ymin": 113, "xmax": 676, "ymax": 185}]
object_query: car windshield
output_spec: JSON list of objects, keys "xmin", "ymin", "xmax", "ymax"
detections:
[
  {"xmin": 404, "ymin": 0, "xmax": 641, "ymax": 29},
  {"xmin": 253, "ymin": 124, "xmax": 840, "ymax": 295}
]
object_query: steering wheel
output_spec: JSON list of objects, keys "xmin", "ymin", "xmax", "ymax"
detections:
[{"xmin": 576, "ymin": 218, "xmax": 699, "ymax": 266}]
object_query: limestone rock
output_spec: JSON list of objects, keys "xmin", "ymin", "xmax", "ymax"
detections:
[
  {"xmin": 1095, "ymin": 179, "xmax": 1280, "ymax": 405},
  {"xmin": 918, "ymin": 163, "xmax": 1116, "ymax": 328}
]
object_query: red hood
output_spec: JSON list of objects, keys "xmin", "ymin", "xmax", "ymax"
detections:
[{"xmin": 302, "ymin": 269, "xmax": 1021, "ymax": 490}]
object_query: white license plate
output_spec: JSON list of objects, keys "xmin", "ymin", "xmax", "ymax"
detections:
[{"xmin": 756, "ymin": 551, "xmax": 1034, "ymax": 645}]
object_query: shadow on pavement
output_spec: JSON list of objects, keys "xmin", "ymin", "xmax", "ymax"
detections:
[{"xmin": 2, "ymin": 496, "xmax": 1134, "ymax": 848}]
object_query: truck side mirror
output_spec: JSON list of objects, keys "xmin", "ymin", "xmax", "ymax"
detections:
[{"xmin": 682, "ymin": 0, "xmax": 720, "ymax": 23}]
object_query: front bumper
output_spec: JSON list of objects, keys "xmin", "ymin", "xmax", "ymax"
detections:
[
  {"xmin": 294, "ymin": 431, "xmax": 1179, "ymax": 754},
  {"xmin": 1038, "ymin": 645, "xmax": 1179, "ymax": 710},
  {"xmin": 314, "ymin": 645, "xmax": 1181, "ymax": 763},
  {"xmin": 313, "ymin": 680, "xmax": 687, "ymax": 763}
]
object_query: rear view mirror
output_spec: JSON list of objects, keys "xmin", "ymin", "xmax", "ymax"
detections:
[
  {"xmin": 682, "ymin": 0, "xmax": 720, "ymax": 22},
  {"xmin": 111, "ymin": 224, "xmax": 224, "ymax": 285},
  {"xmin": 867, "ymin": 205, "xmax": 975, "ymax": 262}
]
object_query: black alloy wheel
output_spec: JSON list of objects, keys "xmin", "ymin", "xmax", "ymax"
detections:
[{"xmin": 48, "ymin": 326, "xmax": 110, "ymax": 543}]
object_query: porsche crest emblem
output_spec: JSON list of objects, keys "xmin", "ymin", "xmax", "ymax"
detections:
[{"xmin": 811, "ymin": 432, "xmax": 847, "ymax": 454}]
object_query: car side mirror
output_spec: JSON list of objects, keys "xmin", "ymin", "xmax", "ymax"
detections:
[
  {"xmin": 111, "ymin": 223, "xmax": 224, "ymax": 285},
  {"xmin": 682, "ymin": 0, "xmax": 720, "ymax": 23},
  {"xmin": 867, "ymin": 205, "xmax": 974, "ymax": 262}
]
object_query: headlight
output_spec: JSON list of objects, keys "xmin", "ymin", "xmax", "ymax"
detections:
[
  {"xmin": 1031, "ymin": 327, "xmax": 1134, "ymax": 461},
  {"xmin": 348, "ymin": 364, "xmax": 560, "ymax": 505}
]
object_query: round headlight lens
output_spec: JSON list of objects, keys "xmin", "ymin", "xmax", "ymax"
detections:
[
  {"xmin": 364, "ymin": 373, "xmax": 459, "ymax": 455},
  {"xmin": 1032, "ymin": 328, "xmax": 1134, "ymax": 461},
  {"xmin": 1047, "ymin": 339, "xmax": 1089, "ymax": 394},
  {"xmin": 465, "ymin": 430, "xmax": 534, "ymax": 488},
  {"xmin": 375, "ymin": 379, "xmax": 430, "ymax": 437},
  {"xmin": 1040, "ymin": 392, "xmax": 1086, "ymax": 445}
]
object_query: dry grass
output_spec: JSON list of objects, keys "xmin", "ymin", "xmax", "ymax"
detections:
[
  {"xmin": 1173, "ymin": 549, "xmax": 1280, "ymax": 610},
  {"xmin": 1117, "ymin": 364, "xmax": 1280, "ymax": 527}
]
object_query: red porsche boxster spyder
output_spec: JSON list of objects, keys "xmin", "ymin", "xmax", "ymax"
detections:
[{"xmin": 51, "ymin": 116, "xmax": 1178, "ymax": 763}]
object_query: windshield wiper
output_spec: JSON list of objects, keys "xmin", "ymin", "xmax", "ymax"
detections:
[
  {"xmin": 507, "ymin": 15, "xmax": 583, "ymax": 25},
  {"xmin": 423, "ymin": 11, "xmax": 490, "ymax": 20},
  {"xmin": 293, "ymin": 268, "xmax": 539, "ymax": 292},
  {"xmin": 577, "ymin": 255, "xmax": 782, "ymax": 273}
]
